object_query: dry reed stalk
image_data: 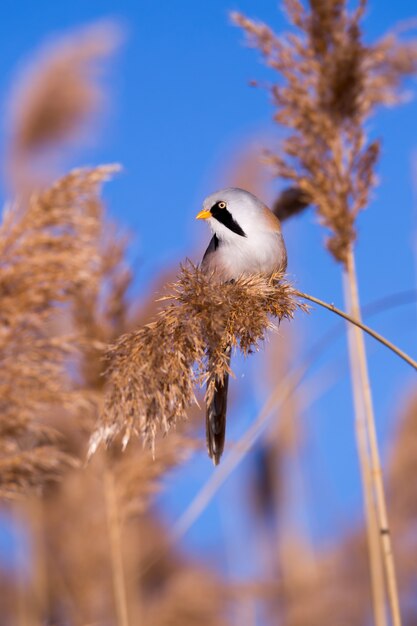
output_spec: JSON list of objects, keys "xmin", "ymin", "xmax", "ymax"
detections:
[
  {"xmin": 13, "ymin": 503, "xmax": 32, "ymax": 626},
  {"xmin": 42, "ymin": 455, "xmax": 126, "ymax": 624},
  {"xmin": 344, "ymin": 247, "xmax": 401, "ymax": 626},
  {"xmin": 345, "ymin": 292, "xmax": 387, "ymax": 626},
  {"xmin": 104, "ymin": 468, "xmax": 130, "ymax": 626},
  {"xmin": 15, "ymin": 574, "xmax": 29, "ymax": 626},
  {"xmin": 27, "ymin": 497, "xmax": 48, "ymax": 626}
]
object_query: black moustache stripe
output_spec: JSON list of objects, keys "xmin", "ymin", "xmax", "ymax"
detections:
[{"xmin": 210, "ymin": 204, "xmax": 247, "ymax": 237}]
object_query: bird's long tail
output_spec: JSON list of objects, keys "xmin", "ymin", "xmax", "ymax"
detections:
[{"xmin": 206, "ymin": 345, "xmax": 231, "ymax": 465}]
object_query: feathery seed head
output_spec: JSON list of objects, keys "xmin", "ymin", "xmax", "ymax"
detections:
[
  {"xmin": 91, "ymin": 263, "xmax": 304, "ymax": 454},
  {"xmin": 232, "ymin": 1, "xmax": 417, "ymax": 263}
]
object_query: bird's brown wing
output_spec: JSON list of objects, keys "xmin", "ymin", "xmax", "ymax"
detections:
[{"xmin": 206, "ymin": 345, "xmax": 231, "ymax": 465}]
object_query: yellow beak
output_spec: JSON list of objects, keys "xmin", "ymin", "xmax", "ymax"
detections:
[{"xmin": 196, "ymin": 209, "xmax": 212, "ymax": 220}]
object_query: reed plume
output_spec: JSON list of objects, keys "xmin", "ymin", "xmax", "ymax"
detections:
[
  {"xmin": 233, "ymin": 1, "xmax": 417, "ymax": 262},
  {"xmin": 91, "ymin": 264, "xmax": 304, "ymax": 455},
  {"xmin": 0, "ymin": 165, "xmax": 118, "ymax": 498},
  {"xmin": 6, "ymin": 22, "xmax": 121, "ymax": 191}
]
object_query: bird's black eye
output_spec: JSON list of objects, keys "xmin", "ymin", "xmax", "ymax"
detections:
[{"xmin": 218, "ymin": 201, "xmax": 226, "ymax": 209}]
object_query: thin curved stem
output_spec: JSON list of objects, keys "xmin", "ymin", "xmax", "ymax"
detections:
[{"xmin": 297, "ymin": 290, "xmax": 417, "ymax": 371}]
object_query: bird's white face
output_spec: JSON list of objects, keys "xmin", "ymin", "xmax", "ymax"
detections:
[
  {"xmin": 197, "ymin": 187, "xmax": 279, "ymax": 243},
  {"xmin": 197, "ymin": 187, "xmax": 287, "ymax": 280}
]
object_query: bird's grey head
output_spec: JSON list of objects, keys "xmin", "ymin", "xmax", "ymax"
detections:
[{"xmin": 196, "ymin": 188, "xmax": 276, "ymax": 241}]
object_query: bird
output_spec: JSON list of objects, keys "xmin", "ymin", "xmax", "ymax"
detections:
[{"xmin": 196, "ymin": 187, "xmax": 287, "ymax": 465}]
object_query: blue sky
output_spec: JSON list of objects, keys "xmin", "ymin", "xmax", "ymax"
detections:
[{"xmin": 0, "ymin": 0, "xmax": 416, "ymax": 580}]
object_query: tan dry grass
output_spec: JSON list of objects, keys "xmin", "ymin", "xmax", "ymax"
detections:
[
  {"xmin": 0, "ymin": 165, "xmax": 118, "ymax": 498},
  {"xmin": 6, "ymin": 22, "xmax": 121, "ymax": 191}
]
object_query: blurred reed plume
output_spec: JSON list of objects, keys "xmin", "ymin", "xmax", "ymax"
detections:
[
  {"xmin": 0, "ymin": 165, "xmax": 118, "ymax": 498},
  {"xmin": 93, "ymin": 265, "xmax": 304, "ymax": 454},
  {"xmin": 233, "ymin": 0, "xmax": 417, "ymax": 262},
  {"xmin": 6, "ymin": 22, "xmax": 121, "ymax": 190}
]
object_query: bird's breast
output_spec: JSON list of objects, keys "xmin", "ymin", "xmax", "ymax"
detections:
[{"xmin": 203, "ymin": 230, "xmax": 286, "ymax": 281}]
